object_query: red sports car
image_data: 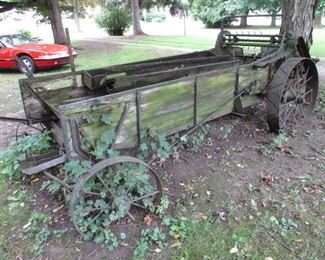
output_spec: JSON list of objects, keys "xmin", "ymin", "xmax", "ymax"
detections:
[{"xmin": 0, "ymin": 34, "xmax": 77, "ymax": 73}]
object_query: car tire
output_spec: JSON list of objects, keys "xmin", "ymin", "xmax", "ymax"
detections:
[{"xmin": 18, "ymin": 55, "xmax": 36, "ymax": 74}]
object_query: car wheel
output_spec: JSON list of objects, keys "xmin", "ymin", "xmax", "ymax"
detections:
[{"xmin": 18, "ymin": 55, "xmax": 35, "ymax": 74}]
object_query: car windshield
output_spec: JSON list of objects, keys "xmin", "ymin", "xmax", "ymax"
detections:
[{"xmin": 0, "ymin": 35, "xmax": 32, "ymax": 47}]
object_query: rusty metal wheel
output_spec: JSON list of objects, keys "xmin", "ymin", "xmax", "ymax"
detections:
[
  {"xmin": 70, "ymin": 156, "xmax": 162, "ymax": 237},
  {"xmin": 266, "ymin": 58, "xmax": 318, "ymax": 132}
]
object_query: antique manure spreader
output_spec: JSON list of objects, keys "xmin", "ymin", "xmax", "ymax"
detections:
[{"xmin": 2, "ymin": 16, "xmax": 319, "ymax": 237}]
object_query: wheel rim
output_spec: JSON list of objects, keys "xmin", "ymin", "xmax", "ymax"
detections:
[
  {"xmin": 21, "ymin": 58, "xmax": 32, "ymax": 72},
  {"xmin": 266, "ymin": 58, "xmax": 318, "ymax": 132},
  {"xmin": 70, "ymin": 156, "xmax": 162, "ymax": 238},
  {"xmin": 279, "ymin": 62, "xmax": 312, "ymax": 130}
]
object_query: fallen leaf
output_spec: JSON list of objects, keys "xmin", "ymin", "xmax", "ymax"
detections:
[
  {"xmin": 170, "ymin": 241, "xmax": 181, "ymax": 248},
  {"xmin": 143, "ymin": 214, "xmax": 154, "ymax": 226},
  {"xmin": 206, "ymin": 190, "xmax": 212, "ymax": 196},
  {"xmin": 229, "ymin": 246, "xmax": 238, "ymax": 254},
  {"xmin": 262, "ymin": 174, "xmax": 274, "ymax": 183},
  {"xmin": 23, "ymin": 222, "xmax": 31, "ymax": 229},
  {"xmin": 174, "ymin": 234, "xmax": 180, "ymax": 240},
  {"xmin": 154, "ymin": 248, "xmax": 161, "ymax": 253}
]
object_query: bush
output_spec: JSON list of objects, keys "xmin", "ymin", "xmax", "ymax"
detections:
[
  {"xmin": 191, "ymin": 0, "xmax": 234, "ymax": 28},
  {"xmin": 95, "ymin": 6, "xmax": 132, "ymax": 36}
]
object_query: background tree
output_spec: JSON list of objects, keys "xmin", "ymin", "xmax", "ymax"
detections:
[
  {"xmin": 281, "ymin": 0, "xmax": 319, "ymax": 48},
  {"xmin": 315, "ymin": 0, "xmax": 325, "ymax": 27},
  {"xmin": 131, "ymin": 0, "xmax": 144, "ymax": 35},
  {"xmin": 0, "ymin": 0, "xmax": 66, "ymax": 44}
]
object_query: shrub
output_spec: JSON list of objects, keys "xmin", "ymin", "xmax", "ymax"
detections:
[
  {"xmin": 191, "ymin": 0, "xmax": 234, "ymax": 28},
  {"xmin": 95, "ymin": 6, "xmax": 132, "ymax": 36}
]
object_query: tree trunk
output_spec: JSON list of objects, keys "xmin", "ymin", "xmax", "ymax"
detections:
[
  {"xmin": 73, "ymin": 0, "xmax": 81, "ymax": 32},
  {"xmin": 239, "ymin": 15, "xmax": 247, "ymax": 27},
  {"xmin": 281, "ymin": 0, "xmax": 319, "ymax": 48},
  {"xmin": 271, "ymin": 10, "xmax": 277, "ymax": 27},
  {"xmin": 48, "ymin": 0, "xmax": 66, "ymax": 44},
  {"xmin": 315, "ymin": 14, "xmax": 322, "ymax": 27},
  {"xmin": 131, "ymin": 0, "xmax": 144, "ymax": 35}
]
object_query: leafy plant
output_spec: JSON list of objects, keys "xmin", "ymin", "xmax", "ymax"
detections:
[
  {"xmin": 24, "ymin": 212, "xmax": 52, "ymax": 256},
  {"xmin": 95, "ymin": 6, "xmax": 132, "ymax": 36},
  {"xmin": 7, "ymin": 190, "xmax": 34, "ymax": 212},
  {"xmin": 179, "ymin": 124, "xmax": 210, "ymax": 152},
  {"xmin": 260, "ymin": 131, "xmax": 288, "ymax": 156},
  {"xmin": 0, "ymin": 132, "xmax": 52, "ymax": 180},
  {"xmin": 139, "ymin": 129, "xmax": 172, "ymax": 160},
  {"xmin": 41, "ymin": 160, "xmax": 92, "ymax": 196},
  {"xmin": 133, "ymin": 228, "xmax": 166, "ymax": 259}
]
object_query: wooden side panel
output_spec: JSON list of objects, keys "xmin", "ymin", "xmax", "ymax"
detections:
[
  {"xmin": 196, "ymin": 69, "xmax": 236, "ymax": 122},
  {"xmin": 140, "ymin": 79, "xmax": 195, "ymax": 135},
  {"xmin": 62, "ymin": 94, "xmax": 137, "ymax": 152},
  {"xmin": 238, "ymin": 66, "xmax": 269, "ymax": 94}
]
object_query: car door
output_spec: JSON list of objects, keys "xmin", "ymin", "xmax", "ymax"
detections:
[{"xmin": 0, "ymin": 40, "xmax": 16, "ymax": 69}]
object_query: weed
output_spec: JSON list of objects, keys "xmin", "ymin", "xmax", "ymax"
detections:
[
  {"xmin": 140, "ymin": 129, "xmax": 172, "ymax": 160},
  {"xmin": 7, "ymin": 190, "xmax": 34, "ymax": 212},
  {"xmin": 133, "ymin": 227, "xmax": 166, "ymax": 259},
  {"xmin": 0, "ymin": 132, "xmax": 52, "ymax": 180},
  {"xmin": 260, "ymin": 131, "xmax": 288, "ymax": 156},
  {"xmin": 24, "ymin": 212, "xmax": 52, "ymax": 256},
  {"xmin": 179, "ymin": 124, "xmax": 210, "ymax": 152}
]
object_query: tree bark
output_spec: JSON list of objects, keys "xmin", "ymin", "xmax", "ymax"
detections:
[
  {"xmin": 48, "ymin": 0, "xmax": 66, "ymax": 44},
  {"xmin": 281, "ymin": 0, "xmax": 319, "ymax": 48},
  {"xmin": 131, "ymin": 0, "xmax": 144, "ymax": 35},
  {"xmin": 73, "ymin": 0, "xmax": 81, "ymax": 32},
  {"xmin": 271, "ymin": 10, "xmax": 277, "ymax": 27},
  {"xmin": 314, "ymin": 14, "xmax": 322, "ymax": 27},
  {"xmin": 239, "ymin": 15, "xmax": 247, "ymax": 27}
]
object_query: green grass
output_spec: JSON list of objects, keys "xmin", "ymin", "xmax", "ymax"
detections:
[
  {"xmin": 135, "ymin": 28, "xmax": 325, "ymax": 57},
  {"xmin": 75, "ymin": 44, "xmax": 181, "ymax": 70},
  {"xmin": 0, "ymin": 44, "xmax": 182, "ymax": 115},
  {"xmin": 0, "ymin": 177, "xmax": 36, "ymax": 258},
  {"xmin": 135, "ymin": 35, "xmax": 214, "ymax": 50}
]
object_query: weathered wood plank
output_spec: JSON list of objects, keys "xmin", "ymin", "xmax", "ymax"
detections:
[
  {"xmin": 140, "ymin": 79, "xmax": 194, "ymax": 134},
  {"xmin": 196, "ymin": 70, "xmax": 236, "ymax": 121},
  {"xmin": 238, "ymin": 66, "xmax": 269, "ymax": 94}
]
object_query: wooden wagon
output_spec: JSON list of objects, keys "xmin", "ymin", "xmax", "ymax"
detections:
[{"xmin": 1, "ymin": 15, "xmax": 319, "ymax": 237}]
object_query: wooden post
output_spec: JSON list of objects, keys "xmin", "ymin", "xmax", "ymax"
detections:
[{"xmin": 65, "ymin": 28, "xmax": 77, "ymax": 89}]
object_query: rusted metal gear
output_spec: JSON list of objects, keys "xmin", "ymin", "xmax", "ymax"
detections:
[
  {"xmin": 266, "ymin": 58, "xmax": 319, "ymax": 132},
  {"xmin": 69, "ymin": 156, "xmax": 162, "ymax": 236}
]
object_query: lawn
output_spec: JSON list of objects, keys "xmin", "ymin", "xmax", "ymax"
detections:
[
  {"xmin": 0, "ymin": 43, "xmax": 182, "ymax": 115},
  {"xmin": 134, "ymin": 28, "xmax": 325, "ymax": 57}
]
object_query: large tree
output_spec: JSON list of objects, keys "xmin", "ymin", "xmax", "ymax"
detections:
[
  {"xmin": 281, "ymin": 0, "xmax": 319, "ymax": 48},
  {"xmin": 131, "ymin": 0, "xmax": 144, "ymax": 35},
  {"xmin": 0, "ymin": 0, "xmax": 67, "ymax": 44}
]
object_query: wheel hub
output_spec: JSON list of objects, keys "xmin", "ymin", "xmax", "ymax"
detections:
[{"xmin": 296, "ymin": 96, "xmax": 304, "ymax": 104}]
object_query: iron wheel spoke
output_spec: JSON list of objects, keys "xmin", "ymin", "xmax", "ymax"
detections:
[{"xmin": 130, "ymin": 190, "xmax": 160, "ymax": 203}]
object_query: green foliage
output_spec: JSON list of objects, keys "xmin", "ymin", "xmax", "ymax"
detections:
[
  {"xmin": 163, "ymin": 216, "xmax": 188, "ymax": 240},
  {"xmin": 95, "ymin": 6, "xmax": 132, "ymax": 36},
  {"xmin": 154, "ymin": 195, "xmax": 170, "ymax": 216},
  {"xmin": 191, "ymin": 0, "xmax": 232, "ymax": 28},
  {"xmin": 268, "ymin": 214, "xmax": 298, "ymax": 237},
  {"xmin": 24, "ymin": 212, "xmax": 52, "ymax": 256},
  {"xmin": 41, "ymin": 160, "xmax": 91, "ymax": 195},
  {"xmin": 139, "ymin": 129, "xmax": 172, "ymax": 160},
  {"xmin": 16, "ymin": 28, "xmax": 32, "ymax": 38},
  {"xmin": 0, "ymin": 132, "xmax": 52, "ymax": 181},
  {"xmin": 133, "ymin": 227, "xmax": 166, "ymax": 259},
  {"xmin": 192, "ymin": 0, "xmax": 280, "ymax": 27},
  {"xmin": 260, "ymin": 131, "xmax": 288, "ymax": 156},
  {"xmin": 7, "ymin": 190, "xmax": 34, "ymax": 212},
  {"xmin": 179, "ymin": 124, "xmax": 210, "ymax": 152}
]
